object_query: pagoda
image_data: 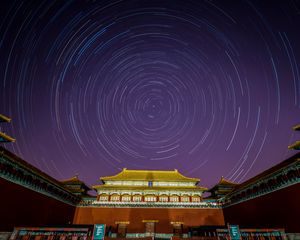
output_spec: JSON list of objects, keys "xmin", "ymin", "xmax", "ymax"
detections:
[
  {"xmin": 61, "ymin": 175, "xmax": 94, "ymax": 197},
  {"xmin": 93, "ymin": 168, "xmax": 207, "ymax": 205},
  {"xmin": 206, "ymin": 176, "xmax": 238, "ymax": 200}
]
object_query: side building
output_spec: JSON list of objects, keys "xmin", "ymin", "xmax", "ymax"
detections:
[{"xmin": 221, "ymin": 152, "xmax": 300, "ymax": 233}]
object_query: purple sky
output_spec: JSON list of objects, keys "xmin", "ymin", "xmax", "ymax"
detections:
[{"xmin": 1, "ymin": 0, "xmax": 300, "ymax": 189}]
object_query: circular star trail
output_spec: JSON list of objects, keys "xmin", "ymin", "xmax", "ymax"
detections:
[{"xmin": 1, "ymin": 0, "xmax": 300, "ymax": 187}]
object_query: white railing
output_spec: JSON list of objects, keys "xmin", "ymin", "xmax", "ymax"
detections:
[{"xmin": 87, "ymin": 200, "xmax": 221, "ymax": 208}]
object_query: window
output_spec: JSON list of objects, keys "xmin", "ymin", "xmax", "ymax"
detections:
[
  {"xmin": 121, "ymin": 195, "xmax": 131, "ymax": 202},
  {"xmin": 132, "ymin": 195, "xmax": 142, "ymax": 202},
  {"xmin": 145, "ymin": 196, "xmax": 156, "ymax": 202},
  {"xmin": 181, "ymin": 196, "xmax": 190, "ymax": 202},
  {"xmin": 159, "ymin": 196, "xmax": 168, "ymax": 202},
  {"xmin": 110, "ymin": 195, "xmax": 120, "ymax": 201},
  {"xmin": 170, "ymin": 196, "xmax": 179, "ymax": 202},
  {"xmin": 99, "ymin": 195, "xmax": 108, "ymax": 201},
  {"xmin": 192, "ymin": 196, "xmax": 200, "ymax": 202}
]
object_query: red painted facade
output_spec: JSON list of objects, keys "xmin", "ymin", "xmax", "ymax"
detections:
[
  {"xmin": 73, "ymin": 207, "xmax": 225, "ymax": 233},
  {"xmin": 0, "ymin": 177, "xmax": 75, "ymax": 231},
  {"xmin": 223, "ymin": 182, "xmax": 300, "ymax": 233}
]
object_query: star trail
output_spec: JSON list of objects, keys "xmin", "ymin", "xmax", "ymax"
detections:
[{"xmin": 1, "ymin": 0, "xmax": 300, "ymax": 188}]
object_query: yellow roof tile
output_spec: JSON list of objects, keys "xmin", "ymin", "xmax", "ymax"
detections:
[{"xmin": 100, "ymin": 168, "xmax": 200, "ymax": 182}]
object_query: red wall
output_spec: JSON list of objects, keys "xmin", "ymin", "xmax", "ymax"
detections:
[
  {"xmin": 0, "ymin": 177, "xmax": 76, "ymax": 231},
  {"xmin": 73, "ymin": 207, "xmax": 225, "ymax": 233},
  {"xmin": 223, "ymin": 183, "xmax": 300, "ymax": 233}
]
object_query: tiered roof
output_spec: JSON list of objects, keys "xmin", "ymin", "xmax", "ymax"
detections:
[{"xmin": 94, "ymin": 168, "xmax": 207, "ymax": 192}]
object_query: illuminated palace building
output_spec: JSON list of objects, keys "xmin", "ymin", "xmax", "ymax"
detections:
[
  {"xmin": 0, "ymin": 115, "xmax": 300, "ymax": 239},
  {"xmin": 73, "ymin": 169, "xmax": 221, "ymax": 235},
  {"xmin": 93, "ymin": 168, "xmax": 207, "ymax": 205}
]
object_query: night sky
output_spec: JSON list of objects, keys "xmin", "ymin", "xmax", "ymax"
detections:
[{"xmin": 1, "ymin": 0, "xmax": 300, "ymax": 189}]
